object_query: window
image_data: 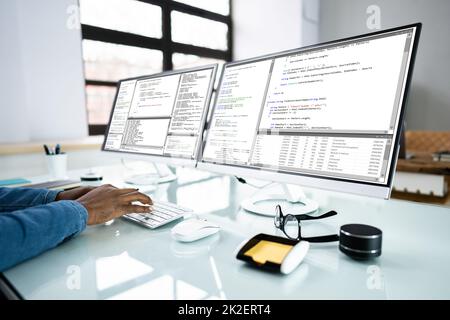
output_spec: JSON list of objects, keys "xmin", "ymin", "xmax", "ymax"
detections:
[{"xmin": 79, "ymin": 0, "xmax": 232, "ymax": 135}]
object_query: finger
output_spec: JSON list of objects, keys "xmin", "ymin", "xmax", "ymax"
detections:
[
  {"xmin": 120, "ymin": 191, "xmax": 153, "ymax": 205},
  {"xmin": 120, "ymin": 204, "xmax": 152, "ymax": 215},
  {"xmin": 115, "ymin": 188, "xmax": 140, "ymax": 195}
]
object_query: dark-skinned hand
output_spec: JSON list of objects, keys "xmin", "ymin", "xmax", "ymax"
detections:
[{"xmin": 75, "ymin": 184, "xmax": 153, "ymax": 225}]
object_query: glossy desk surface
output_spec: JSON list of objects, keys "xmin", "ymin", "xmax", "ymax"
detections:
[{"xmin": 4, "ymin": 165, "xmax": 450, "ymax": 299}]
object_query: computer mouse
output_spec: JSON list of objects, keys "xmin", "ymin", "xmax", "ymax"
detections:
[
  {"xmin": 280, "ymin": 240, "xmax": 310, "ymax": 274},
  {"xmin": 171, "ymin": 218, "xmax": 220, "ymax": 242}
]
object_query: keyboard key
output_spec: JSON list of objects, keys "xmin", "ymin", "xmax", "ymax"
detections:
[
  {"xmin": 155, "ymin": 208, "xmax": 176, "ymax": 216},
  {"xmin": 164, "ymin": 212, "xmax": 180, "ymax": 218},
  {"xmin": 148, "ymin": 215, "xmax": 164, "ymax": 222},
  {"xmin": 152, "ymin": 211, "xmax": 172, "ymax": 219},
  {"xmin": 123, "ymin": 201, "xmax": 189, "ymax": 229},
  {"xmin": 144, "ymin": 220, "xmax": 157, "ymax": 226},
  {"xmin": 128, "ymin": 213, "xmax": 144, "ymax": 220},
  {"xmin": 155, "ymin": 201, "xmax": 191, "ymax": 213}
]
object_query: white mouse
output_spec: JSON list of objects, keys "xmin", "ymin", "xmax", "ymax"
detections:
[
  {"xmin": 171, "ymin": 218, "xmax": 220, "ymax": 242},
  {"xmin": 280, "ymin": 241, "xmax": 310, "ymax": 274}
]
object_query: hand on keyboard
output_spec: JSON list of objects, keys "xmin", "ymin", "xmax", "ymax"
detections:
[{"xmin": 75, "ymin": 184, "xmax": 153, "ymax": 225}]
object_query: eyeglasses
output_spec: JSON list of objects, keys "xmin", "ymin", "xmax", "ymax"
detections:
[{"xmin": 274, "ymin": 205, "xmax": 340, "ymax": 242}]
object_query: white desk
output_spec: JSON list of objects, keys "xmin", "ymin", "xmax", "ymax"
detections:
[{"xmin": 3, "ymin": 164, "xmax": 450, "ymax": 299}]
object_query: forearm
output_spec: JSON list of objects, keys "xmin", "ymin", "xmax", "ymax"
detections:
[
  {"xmin": 0, "ymin": 187, "xmax": 60, "ymax": 212},
  {"xmin": 0, "ymin": 200, "xmax": 87, "ymax": 272}
]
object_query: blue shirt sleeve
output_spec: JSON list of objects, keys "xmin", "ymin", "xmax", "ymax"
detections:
[
  {"xmin": 0, "ymin": 200, "xmax": 88, "ymax": 272},
  {"xmin": 0, "ymin": 187, "xmax": 61, "ymax": 212}
]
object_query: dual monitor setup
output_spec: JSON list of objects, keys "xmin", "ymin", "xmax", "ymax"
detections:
[{"xmin": 102, "ymin": 24, "xmax": 421, "ymax": 215}]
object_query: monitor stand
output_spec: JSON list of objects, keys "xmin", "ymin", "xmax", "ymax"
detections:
[
  {"xmin": 241, "ymin": 183, "xmax": 319, "ymax": 217},
  {"xmin": 124, "ymin": 163, "xmax": 177, "ymax": 185}
]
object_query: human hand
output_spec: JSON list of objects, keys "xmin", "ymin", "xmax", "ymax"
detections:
[
  {"xmin": 75, "ymin": 184, "xmax": 153, "ymax": 225},
  {"xmin": 56, "ymin": 186, "xmax": 97, "ymax": 201}
]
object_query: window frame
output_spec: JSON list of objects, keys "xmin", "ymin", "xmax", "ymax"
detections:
[{"xmin": 81, "ymin": 0, "xmax": 233, "ymax": 135}]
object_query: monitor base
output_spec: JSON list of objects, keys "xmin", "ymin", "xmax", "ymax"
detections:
[
  {"xmin": 241, "ymin": 183, "xmax": 319, "ymax": 217},
  {"xmin": 124, "ymin": 163, "xmax": 177, "ymax": 185}
]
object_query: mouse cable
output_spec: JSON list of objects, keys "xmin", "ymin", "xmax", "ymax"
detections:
[{"xmin": 234, "ymin": 176, "xmax": 273, "ymax": 189}]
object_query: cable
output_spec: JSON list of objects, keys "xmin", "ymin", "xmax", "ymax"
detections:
[
  {"xmin": 235, "ymin": 176, "xmax": 247, "ymax": 184},
  {"xmin": 234, "ymin": 176, "xmax": 273, "ymax": 189}
]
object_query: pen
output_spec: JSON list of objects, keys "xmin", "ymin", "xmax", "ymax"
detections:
[
  {"xmin": 55, "ymin": 144, "xmax": 61, "ymax": 155},
  {"xmin": 43, "ymin": 144, "xmax": 50, "ymax": 155}
]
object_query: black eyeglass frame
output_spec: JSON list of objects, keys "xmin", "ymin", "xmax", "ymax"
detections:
[{"xmin": 274, "ymin": 205, "xmax": 340, "ymax": 242}]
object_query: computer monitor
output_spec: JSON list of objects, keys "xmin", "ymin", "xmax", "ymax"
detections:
[
  {"xmin": 102, "ymin": 65, "xmax": 218, "ymax": 173},
  {"xmin": 198, "ymin": 24, "xmax": 421, "ymax": 205}
]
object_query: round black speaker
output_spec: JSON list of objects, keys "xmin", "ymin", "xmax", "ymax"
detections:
[{"xmin": 339, "ymin": 224, "xmax": 382, "ymax": 260}]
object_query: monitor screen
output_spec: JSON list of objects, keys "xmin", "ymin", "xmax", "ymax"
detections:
[
  {"xmin": 103, "ymin": 65, "xmax": 217, "ymax": 161},
  {"xmin": 201, "ymin": 25, "xmax": 419, "ymax": 188}
]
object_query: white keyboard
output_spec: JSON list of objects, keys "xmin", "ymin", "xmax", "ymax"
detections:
[{"xmin": 123, "ymin": 201, "xmax": 192, "ymax": 229}]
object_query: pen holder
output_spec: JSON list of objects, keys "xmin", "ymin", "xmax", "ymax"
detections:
[{"xmin": 46, "ymin": 153, "xmax": 68, "ymax": 180}]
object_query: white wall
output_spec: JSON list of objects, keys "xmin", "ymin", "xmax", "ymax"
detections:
[
  {"xmin": 232, "ymin": 0, "xmax": 303, "ymax": 60},
  {"xmin": 318, "ymin": 0, "xmax": 450, "ymax": 131},
  {"xmin": 0, "ymin": 1, "xmax": 30, "ymax": 143},
  {"xmin": 0, "ymin": 0, "xmax": 87, "ymax": 143}
]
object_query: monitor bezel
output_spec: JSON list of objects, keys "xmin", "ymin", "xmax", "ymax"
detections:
[
  {"xmin": 197, "ymin": 23, "xmax": 422, "ymax": 199},
  {"xmin": 101, "ymin": 64, "xmax": 218, "ymax": 168}
]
